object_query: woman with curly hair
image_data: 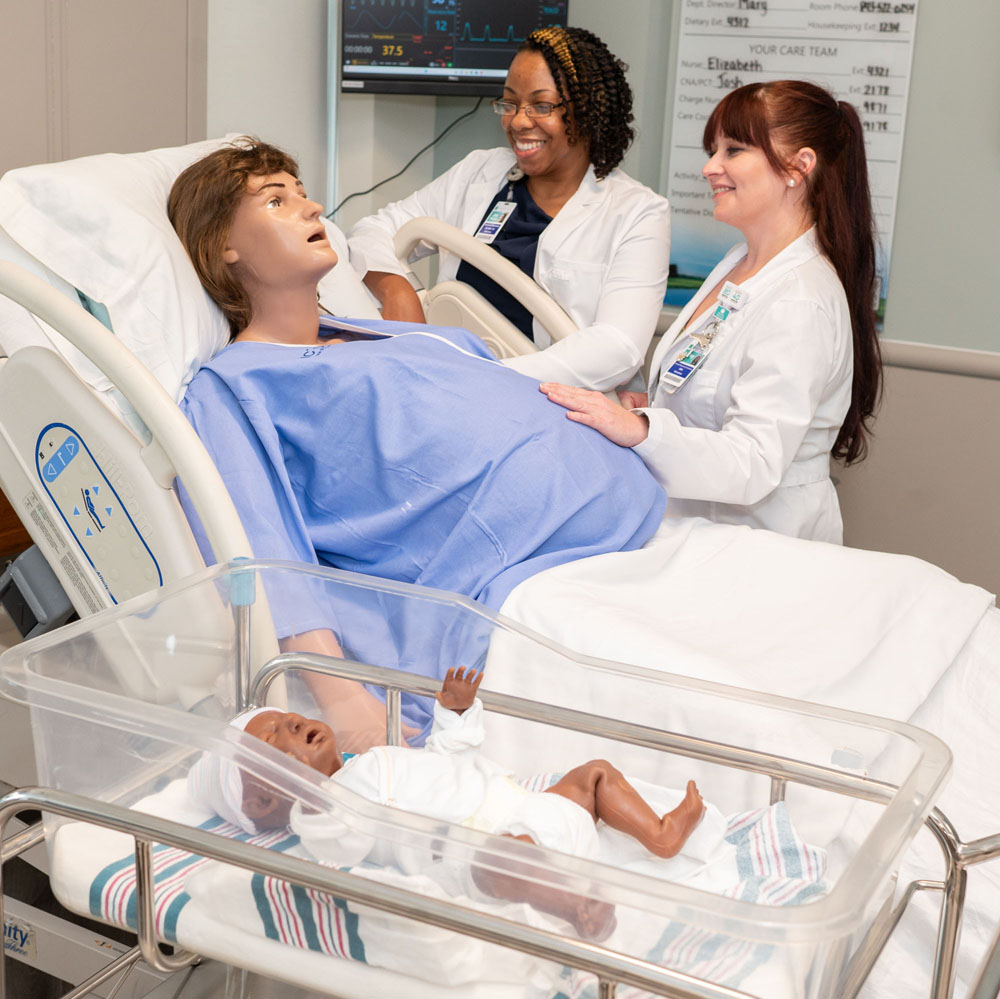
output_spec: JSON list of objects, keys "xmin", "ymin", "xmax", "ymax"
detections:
[{"xmin": 348, "ymin": 27, "xmax": 669, "ymax": 392}]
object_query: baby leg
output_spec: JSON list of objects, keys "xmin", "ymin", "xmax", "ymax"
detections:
[
  {"xmin": 471, "ymin": 835, "xmax": 616, "ymax": 941},
  {"xmin": 546, "ymin": 761, "xmax": 705, "ymax": 859}
]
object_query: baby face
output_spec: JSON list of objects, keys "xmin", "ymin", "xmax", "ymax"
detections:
[{"xmin": 244, "ymin": 710, "xmax": 343, "ymax": 777}]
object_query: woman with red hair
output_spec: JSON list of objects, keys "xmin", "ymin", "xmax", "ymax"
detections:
[{"xmin": 543, "ymin": 80, "xmax": 881, "ymax": 544}]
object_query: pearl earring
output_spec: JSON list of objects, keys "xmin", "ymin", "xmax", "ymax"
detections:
[{"xmin": 788, "ymin": 179, "xmax": 797, "ymax": 187}]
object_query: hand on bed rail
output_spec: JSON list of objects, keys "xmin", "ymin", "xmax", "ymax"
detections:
[
  {"xmin": 436, "ymin": 666, "xmax": 484, "ymax": 716},
  {"xmin": 540, "ymin": 382, "xmax": 650, "ymax": 448}
]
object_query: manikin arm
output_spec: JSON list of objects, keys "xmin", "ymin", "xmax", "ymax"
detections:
[{"xmin": 362, "ymin": 271, "xmax": 426, "ymax": 323}]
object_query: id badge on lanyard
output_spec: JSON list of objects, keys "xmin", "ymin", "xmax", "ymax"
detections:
[
  {"xmin": 657, "ymin": 281, "xmax": 748, "ymax": 394},
  {"xmin": 475, "ymin": 200, "xmax": 517, "ymax": 243}
]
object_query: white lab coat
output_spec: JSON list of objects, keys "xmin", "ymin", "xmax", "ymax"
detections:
[
  {"xmin": 635, "ymin": 227, "xmax": 852, "ymax": 543},
  {"xmin": 347, "ymin": 147, "xmax": 670, "ymax": 391}
]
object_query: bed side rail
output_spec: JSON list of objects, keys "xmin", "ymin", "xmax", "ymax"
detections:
[
  {"xmin": 394, "ymin": 217, "xmax": 577, "ymax": 344},
  {"xmin": 0, "ymin": 261, "xmax": 252, "ymax": 569}
]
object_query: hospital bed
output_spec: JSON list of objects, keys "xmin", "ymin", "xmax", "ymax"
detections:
[{"xmin": 0, "ymin": 136, "xmax": 997, "ymax": 997}]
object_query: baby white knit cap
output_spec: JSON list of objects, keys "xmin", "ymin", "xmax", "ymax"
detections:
[{"xmin": 187, "ymin": 707, "xmax": 281, "ymax": 835}]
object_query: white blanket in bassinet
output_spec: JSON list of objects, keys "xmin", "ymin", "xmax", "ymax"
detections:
[{"xmin": 50, "ymin": 776, "xmax": 827, "ymax": 999}]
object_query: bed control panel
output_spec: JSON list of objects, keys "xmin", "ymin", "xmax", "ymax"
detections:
[{"xmin": 36, "ymin": 423, "xmax": 162, "ymax": 605}]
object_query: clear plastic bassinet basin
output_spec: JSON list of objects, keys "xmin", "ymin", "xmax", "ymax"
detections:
[{"xmin": 0, "ymin": 559, "xmax": 951, "ymax": 999}]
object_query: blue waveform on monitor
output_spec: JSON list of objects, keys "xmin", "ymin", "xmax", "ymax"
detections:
[{"xmin": 458, "ymin": 22, "xmax": 526, "ymax": 43}]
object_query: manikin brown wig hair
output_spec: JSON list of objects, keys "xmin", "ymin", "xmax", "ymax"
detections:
[{"xmin": 168, "ymin": 137, "xmax": 299, "ymax": 339}]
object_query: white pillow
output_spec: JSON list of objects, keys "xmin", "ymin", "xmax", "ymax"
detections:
[
  {"xmin": 0, "ymin": 220, "xmax": 82, "ymax": 357},
  {"xmin": 0, "ymin": 137, "xmax": 378, "ymax": 404},
  {"xmin": 0, "ymin": 137, "xmax": 234, "ymax": 401}
]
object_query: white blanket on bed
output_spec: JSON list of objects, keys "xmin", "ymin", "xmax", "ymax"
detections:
[
  {"xmin": 494, "ymin": 515, "xmax": 999, "ymax": 998},
  {"xmin": 498, "ymin": 517, "xmax": 993, "ymax": 719}
]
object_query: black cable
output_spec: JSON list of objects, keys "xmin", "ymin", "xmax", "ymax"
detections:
[{"xmin": 327, "ymin": 97, "xmax": 484, "ymax": 218}]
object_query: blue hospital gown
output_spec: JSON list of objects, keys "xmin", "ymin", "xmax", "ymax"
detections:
[{"xmin": 180, "ymin": 318, "xmax": 665, "ymax": 619}]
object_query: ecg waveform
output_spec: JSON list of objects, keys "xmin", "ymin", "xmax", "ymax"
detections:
[
  {"xmin": 459, "ymin": 23, "xmax": 526, "ymax": 44},
  {"xmin": 343, "ymin": 0, "xmax": 564, "ymax": 43}
]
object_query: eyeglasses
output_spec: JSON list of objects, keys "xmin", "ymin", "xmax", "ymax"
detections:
[{"xmin": 490, "ymin": 99, "xmax": 566, "ymax": 119}]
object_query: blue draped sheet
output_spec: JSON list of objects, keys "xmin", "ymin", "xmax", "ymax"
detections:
[{"xmin": 179, "ymin": 319, "xmax": 664, "ymax": 727}]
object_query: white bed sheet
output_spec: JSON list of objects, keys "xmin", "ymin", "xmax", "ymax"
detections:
[
  {"xmin": 492, "ymin": 515, "xmax": 999, "ymax": 998},
  {"xmin": 860, "ymin": 606, "xmax": 1000, "ymax": 998}
]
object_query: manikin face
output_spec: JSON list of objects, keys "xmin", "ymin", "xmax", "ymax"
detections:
[
  {"xmin": 501, "ymin": 50, "xmax": 590, "ymax": 182},
  {"xmin": 223, "ymin": 171, "xmax": 338, "ymax": 291},
  {"xmin": 702, "ymin": 132, "xmax": 793, "ymax": 233},
  {"xmin": 244, "ymin": 710, "xmax": 343, "ymax": 777}
]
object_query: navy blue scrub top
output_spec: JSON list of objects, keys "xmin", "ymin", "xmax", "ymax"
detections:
[{"xmin": 456, "ymin": 178, "xmax": 551, "ymax": 341}]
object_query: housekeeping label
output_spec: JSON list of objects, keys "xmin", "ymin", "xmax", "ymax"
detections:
[
  {"xmin": 4, "ymin": 915, "xmax": 37, "ymax": 961},
  {"xmin": 665, "ymin": 0, "xmax": 918, "ymax": 311}
]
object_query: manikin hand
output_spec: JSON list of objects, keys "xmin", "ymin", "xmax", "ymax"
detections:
[
  {"xmin": 539, "ymin": 383, "xmax": 650, "ymax": 448},
  {"xmin": 436, "ymin": 666, "xmax": 484, "ymax": 716}
]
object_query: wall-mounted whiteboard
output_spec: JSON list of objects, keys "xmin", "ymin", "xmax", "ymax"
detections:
[
  {"xmin": 664, "ymin": 0, "xmax": 918, "ymax": 315},
  {"xmin": 656, "ymin": 0, "xmax": 999, "ymax": 353}
]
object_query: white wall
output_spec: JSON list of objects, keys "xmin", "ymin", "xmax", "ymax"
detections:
[
  {"xmin": 205, "ymin": 1, "xmax": 438, "ymax": 235},
  {"xmin": 332, "ymin": 94, "xmax": 438, "ymax": 234},
  {"xmin": 876, "ymin": 0, "xmax": 1000, "ymax": 351},
  {"xmin": 206, "ymin": 0, "xmax": 330, "ymax": 199}
]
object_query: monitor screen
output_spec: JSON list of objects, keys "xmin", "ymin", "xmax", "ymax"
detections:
[{"xmin": 340, "ymin": 0, "xmax": 569, "ymax": 97}]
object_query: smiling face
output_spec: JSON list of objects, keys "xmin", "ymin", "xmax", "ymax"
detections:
[
  {"xmin": 223, "ymin": 171, "xmax": 338, "ymax": 294},
  {"xmin": 501, "ymin": 50, "xmax": 590, "ymax": 185},
  {"xmin": 244, "ymin": 709, "xmax": 343, "ymax": 777},
  {"xmin": 702, "ymin": 132, "xmax": 793, "ymax": 234}
]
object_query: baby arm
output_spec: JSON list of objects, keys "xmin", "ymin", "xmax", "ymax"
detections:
[
  {"xmin": 435, "ymin": 666, "xmax": 484, "ymax": 715},
  {"xmin": 426, "ymin": 667, "xmax": 486, "ymax": 754}
]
